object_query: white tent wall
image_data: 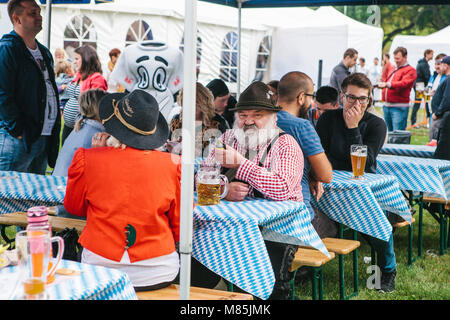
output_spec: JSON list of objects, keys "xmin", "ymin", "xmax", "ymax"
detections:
[
  {"xmin": 35, "ymin": 1, "xmax": 268, "ymax": 95},
  {"xmin": 390, "ymin": 26, "xmax": 450, "ymax": 74},
  {"xmin": 270, "ymin": 25, "xmax": 349, "ymax": 86},
  {"xmin": 0, "ymin": 4, "xmax": 12, "ymax": 36}
]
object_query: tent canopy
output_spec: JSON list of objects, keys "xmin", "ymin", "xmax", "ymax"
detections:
[{"xmin": 200, "ymin": 0, "xmax": 450, "ymax": 8}]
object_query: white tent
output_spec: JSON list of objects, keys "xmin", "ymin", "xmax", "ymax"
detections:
[
  {"xmin": 32, "ymin": 0, "xmax": 269, "ymax": 94},
  {"xmin": 390, "ymin": 26, "xmax": 450, "ymax": 73},
  {"xmin": 0, "ymin": 4, "xmax": 12, "ymax": 36},
  {"xmin": 269, "ymin": 6, "xmax": 383, "ymax": 86}
]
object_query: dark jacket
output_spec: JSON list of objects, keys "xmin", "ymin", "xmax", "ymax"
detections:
[
  {"xmin": 415, "ymin": 58, "xmax": 431, "ymax": 86},
  {"xmin": 431, "ymin": 75, "xmax": 450, "ymax": 117},
  {"xmin": 316, "ymin": 109, "xmax": 387, "ymax": 174},
  {"xmin": 0, "ymin": 30, "xmax": 61, "ymax": 167},
  {"xmin": 434, "ymin": 111, "xmax": 450, "ymax": 161}
]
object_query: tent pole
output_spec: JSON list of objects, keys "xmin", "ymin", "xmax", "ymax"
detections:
[
  {"xmin": 45, "ymin": 0, "xmax": 52, "ymax": 48},
  {"xmin": 179, "ymin": 0, "xmax": 197, "ymax": 300},
  {"xmin": 237, "ymin": 0, "xmax": 242, "ymax": 97}
]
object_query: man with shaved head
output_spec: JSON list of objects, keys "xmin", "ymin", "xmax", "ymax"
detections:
[{"xmin": 276, "ymin": 71, "xmax": 334, "ymax": 238}]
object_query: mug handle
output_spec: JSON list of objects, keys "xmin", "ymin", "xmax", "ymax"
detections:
[
  {"xmin": 48, "ymin": 236, "xmax": 64, "ymax": 279},
  {"xmin": 219, "ymin": 175, "xmax": 229, "ymax": 199}
]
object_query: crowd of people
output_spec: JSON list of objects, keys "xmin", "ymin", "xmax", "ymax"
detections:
[{"xmin": 1, "ymin": 0, "xmax": 450, "ymax": 300}]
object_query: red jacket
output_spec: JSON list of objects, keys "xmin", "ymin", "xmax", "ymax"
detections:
[
  {"xmin": 73, "ymin": 72, "xmax": 108, "ymax": 92},
  {"xmin": 382, "ymin": 64, "xmax": 417, "ymax": 104},
  {"xmin": 381, "ymin": 61, "xmax": 395, "ymax": 82},
  {"xmin": 64, "ymin": 147, "xmax": 181, "ymax": 263}
]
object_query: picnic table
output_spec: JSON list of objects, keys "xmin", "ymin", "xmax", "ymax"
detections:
[
  {"xmin": 380, "ymin": 143, "xmax": 436, "ymax": 159},
  {"xmin": 0, "ymin": 259, "xmax": 137, "ymax": 300},
  {"xmin": 0, "ymin": 171, "xmax": 66, "ymax": 214},
  {"xmin": 193, "ymin": 194, "xmax": 328, "ymax": 300},
  {"xmin": 0, "ymin": 170, "xmax": 328, "ymax": 300},
  {"xmin": 311, "ymin": 170, "xmax": 412, "ymax": 242},
  {"xmin": 377, "ymin": 154, "xmax": 450, "ymax": 256}
]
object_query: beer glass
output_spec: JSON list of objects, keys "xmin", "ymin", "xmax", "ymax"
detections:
[
  {"xmin": 15, "ymin": 230, "xmax": 64, "ymax": 300},
  {"xmin": 415, "ymin": 82, "xmax": 425, "ymax": 99},
  {"xmin": 350, "ymin": 144, "xmax": 367, "ymax": 180},
  {"xmin": 196, "ymin": 163, "xmax": 228, "ymax": 206}
]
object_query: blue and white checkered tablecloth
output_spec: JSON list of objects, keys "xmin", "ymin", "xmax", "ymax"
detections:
[
  {"xmin": 0, "ymin": 171, "xmax": 66, "ymax": 214},
  {"xmin": 311, "ymin": 170, "xmax": 411, "ymax": 242},
  {"xmin": 193, "ymin": 195, "xmax": 329, "ymax": 300},
  {"xmin": 377, "ymin": 154, "xmax": 450, "ymax": 200},
  {"xmin": 380, "ymin": 144, "xmax": 436, "ymax": 158},
  {"xmin": 0, "ymin": 260, "xmax": 137, "ymax": 300}
]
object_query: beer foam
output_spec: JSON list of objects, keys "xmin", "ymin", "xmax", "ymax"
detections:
[{"xmin": 199, "ymin": 178, "xmax": 220, "ymax": 185}]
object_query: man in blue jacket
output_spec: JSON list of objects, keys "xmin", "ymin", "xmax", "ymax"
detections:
[{"xmin": 0, "ymin": 0, "xmax": 60, "ymax": 174}]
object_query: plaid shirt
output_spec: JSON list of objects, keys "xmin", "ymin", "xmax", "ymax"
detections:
[{"xmin": 204, "ymin": 129, "xmax": 304, "ymax": 201}]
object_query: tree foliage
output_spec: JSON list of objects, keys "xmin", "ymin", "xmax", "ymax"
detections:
[{"xmin": 333, "ymin": 5, "xmax": 450, "ymax": 52}]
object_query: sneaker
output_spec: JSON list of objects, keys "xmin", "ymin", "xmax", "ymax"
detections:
[
  {"xmin": 378, "ymin": 269, "xmax": 396, "ymax": 293},
  {"xmin": 426, "ymin": 140, "xmax": 437, "ymax": 146}
]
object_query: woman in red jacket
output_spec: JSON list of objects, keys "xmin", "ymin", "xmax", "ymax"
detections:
[
  {"xmin": 64, "ymin": 89, "xmax": 181, "ymax": 291},
  {"xmin": 61, "ymin": 45, "xmax": 108, "ymax": 145}
]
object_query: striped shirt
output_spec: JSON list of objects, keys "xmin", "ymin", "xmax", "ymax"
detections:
[
  {"xmin": 204, "ymin": 129, "xmax": 304, "ymax": 202},
  {"xmin": 63, "ymin": 81, "xmax": 81, "ymax": 128}
]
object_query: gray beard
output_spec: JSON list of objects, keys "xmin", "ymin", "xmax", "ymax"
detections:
[{"xmin": 233, "ymin": 116, "xmax": 280, "ymax": 150}]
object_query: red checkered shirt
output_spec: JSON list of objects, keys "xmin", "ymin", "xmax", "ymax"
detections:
[{"xmin": 204, "ymin": 129, "xmax": 304, "ymax": 201}]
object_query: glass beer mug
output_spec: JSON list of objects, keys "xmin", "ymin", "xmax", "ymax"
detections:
[
  {"xmin": 196, "ymin": 163, "xmax": 228, "ymax": 206},
  {"xmin": 350, "ymin": 144, "xmax": 367, "ymax": 180}
]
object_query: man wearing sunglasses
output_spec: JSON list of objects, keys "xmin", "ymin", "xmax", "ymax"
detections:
[{"xmin": 316, "ymin": 73, "xmax": 397, "ymax": 293}]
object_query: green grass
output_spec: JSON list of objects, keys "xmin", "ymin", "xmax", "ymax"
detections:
[
  {"xmin": 294, "ymin": 107, "xmax": 449, "ymax": 300},
  {"xmin": 294, "ymin": 210, "xmax": 450, "ymax": 300}
]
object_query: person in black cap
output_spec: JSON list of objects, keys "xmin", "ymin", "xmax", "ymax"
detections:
[
  {"xmin": 192, "ymin": 81, "xmax": 305, "ymax": 300},
  {"xmin": 206, "ymin": 78, "xmax": 233, "ymax": 128},
  {"xmin": 64, "ymin": 89, "xmax": 182, "ymax": 292}
]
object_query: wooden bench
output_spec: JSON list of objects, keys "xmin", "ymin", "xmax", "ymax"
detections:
[
  {"xmin": 136, "ymin": 284, "xmax": 253, "ymax": 300},
  {"xmin": 422, "ymin": 197, "xmax": 449, "ymax": 255},
  {"xmin": 289, "ymin": 248, "xmax": 335, "ymax": 300},
  {"xmin": 0, "ymin": 211, "xmax": 86, "ymax": 234},
  {"xmin": 322, "ymin": 238, "xmax": 360, "ymax": 300}
]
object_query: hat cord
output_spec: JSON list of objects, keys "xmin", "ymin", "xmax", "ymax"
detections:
[{"xmin": 102, "ymin": 99, "xmax": 157, "ymax": 136}]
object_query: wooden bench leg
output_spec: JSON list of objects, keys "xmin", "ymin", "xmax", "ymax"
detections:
[{"xmin": 337, "ymin": 225, "xmax": 359, "ymax": 300}]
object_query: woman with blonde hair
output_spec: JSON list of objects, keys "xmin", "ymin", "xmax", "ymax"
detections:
[
  {"xmin": 53, "ymin": 89, "xmax": 107, "ymax": 176},
  {"xmin": 167, "ymin": 82, "xmax": 228, "ymax": 156}
]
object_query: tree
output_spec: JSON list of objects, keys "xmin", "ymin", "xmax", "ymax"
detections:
[{"xmin": 334, "ymin": 5, "xmax": 450, "ymax": 52}]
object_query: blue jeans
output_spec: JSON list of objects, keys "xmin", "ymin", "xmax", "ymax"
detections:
[
  {"xmin": 383, "ymin": 106, "xmax": 409, "ymax": 132},
  {"xmin": 0, "ymin": 128, "xmax": 48, "ymax": 174},
  {"xmin": 361, "ymin": 232, "xmax": 396, "ymax": 273}
]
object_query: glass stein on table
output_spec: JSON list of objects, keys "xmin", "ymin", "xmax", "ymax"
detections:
[
  {"xmin": 196, "ymin": 163, "xmax": 228, "ymax": 206},
  {"xmin": 350, "ymin": 144, "xmax": 367, "ymax": 180},
  {"xmin": 15, "ymin": 229, "xmax": 64, "ymax": 300},
  {"xmin": 26, "ymin": 206, "xmax": 63, "ymax": 284}
]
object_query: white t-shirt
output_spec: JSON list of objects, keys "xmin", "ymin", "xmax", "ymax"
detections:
[
  {"xmin": 110, "ymin": 41, "xmax": 184, "ymax": 123},
  {"xmin": 28, "ymin": 46, "xmax": 58, "ymax": 136},
  {"xmin": 82, "ymin": 248, "xmax": 179, "ymax": 287}
]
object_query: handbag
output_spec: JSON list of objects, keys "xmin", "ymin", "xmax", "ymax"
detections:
[{"xmin": 53, "ymin": 227, "xmax": 82, "ymax": 262}]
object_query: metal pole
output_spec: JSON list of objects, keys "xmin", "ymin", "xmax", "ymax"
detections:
[
  {"xmin": 237, "ymin": 0, "xmax": 242, "ymax": 97},
  {"xmin": 179, "ymin": 0, "xmax": 197, "ymax": 300},
  {"xmin": 317, "ymin": 59, "xmax": 323, "ymax": 88},
  {"xmin": 45, "ymin": 0, "xmax": 52, "ymax": 48}
]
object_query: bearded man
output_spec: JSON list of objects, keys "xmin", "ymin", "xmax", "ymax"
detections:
[{"xmin": 193, "ymin": 81, "xmax": 304, "ymax": 300}]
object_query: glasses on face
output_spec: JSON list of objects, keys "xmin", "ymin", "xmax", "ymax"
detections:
[
  {"xmin": 297, "ymin": 92, "xmax": 316, "ymax": 99},
  {"xmin": 343, "ymin": 93, "xmax": 370, "ymax": 105}
]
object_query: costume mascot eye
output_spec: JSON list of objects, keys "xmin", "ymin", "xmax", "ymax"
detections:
[
  {"xmin": 152, "ymin": 67, "xmax": 167, "ymax": 92},
  {"xmin": 137, "ymin": 66, "xmax": 149, "ymax": 89}
]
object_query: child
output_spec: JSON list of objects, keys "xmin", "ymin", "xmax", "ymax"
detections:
[
  {"xmin": 52, "ymin": 89, "xmax": 107, "ymax": 176},
  {"xmin": 54, "ymin": 60, "xmax": 75, "ymax": 113}
]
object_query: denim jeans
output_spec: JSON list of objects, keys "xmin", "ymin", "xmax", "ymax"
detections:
[
  {"xmin": 0, "ymin": 128, "xmax": 48, "ymax": 174},
  {"xmin": 360, "ymin": 232, "xmax": 396, "ymax": 273},
  {"xmin": 383, "ymin": 106, "xmax": 410, "ymax": 131}
]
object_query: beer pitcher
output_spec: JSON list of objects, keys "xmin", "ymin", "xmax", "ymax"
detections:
[
  {"xmin": 15, "ymin": 230, "xmax": 64, "ymax": 300},
  {"xmin": 196, "ymin": 163, "xmax": 228, "ymax": 206}
]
